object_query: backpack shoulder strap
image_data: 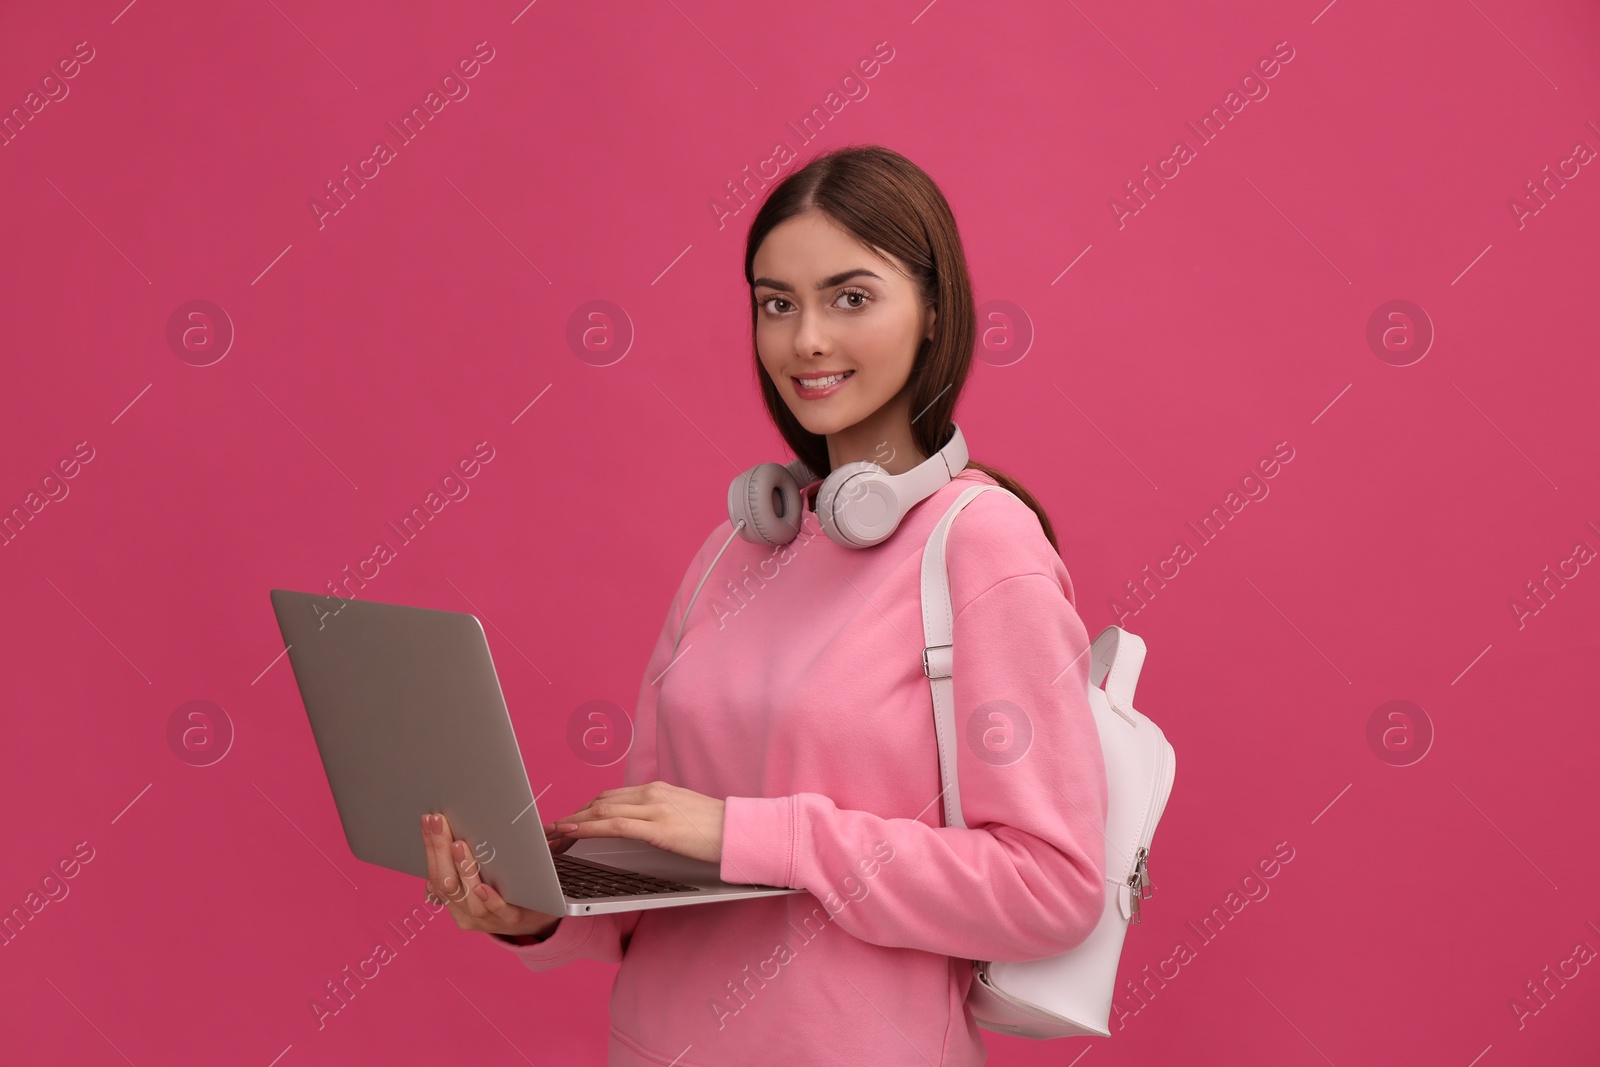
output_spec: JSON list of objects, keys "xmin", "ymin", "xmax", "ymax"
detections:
[
  {"xmin": 920, "ymin": 483, "xmax": 1009, "ymax": 830},
  {"xmin": 1089, "ymin": 626, "xmax": 1147, "ymax": 716}
]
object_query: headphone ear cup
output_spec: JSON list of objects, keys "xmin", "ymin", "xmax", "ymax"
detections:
[
  {"xmin": 728, "ymin": 463, "xmax": 804, "ymax": 546},
  {"xmin": 816, "ymin": 462, "xmax": 902, "ymax": 548}
]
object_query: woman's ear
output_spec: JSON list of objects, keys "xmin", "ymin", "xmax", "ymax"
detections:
[{"xmin": 924, "ymin": 303, "xmax": 937, "ymax": 341}]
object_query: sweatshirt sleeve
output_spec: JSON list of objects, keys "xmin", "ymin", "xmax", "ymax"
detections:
[
  {"xmin": 492, "ymin": 524, "xmax": 730, "ymax": 970},
  {"xmin": 718, "ymin": 563, "xmax": 1110, "ymax": 964}
]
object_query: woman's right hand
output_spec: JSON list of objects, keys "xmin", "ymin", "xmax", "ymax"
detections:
[{"xmin": 421, "ymin": 812, "xmax": 567, "ymax": 941}]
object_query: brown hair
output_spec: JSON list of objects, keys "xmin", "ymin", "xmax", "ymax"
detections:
[{"xmin": 742, "ymin": 144, "xmax": 1059, "ymax": 551}]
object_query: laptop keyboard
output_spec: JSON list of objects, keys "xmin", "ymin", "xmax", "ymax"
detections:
[{"xmin": 554, "ymin": 853, "xmax": 701, "ymax": 899}]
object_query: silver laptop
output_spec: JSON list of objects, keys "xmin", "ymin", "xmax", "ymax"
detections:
[{"xmin": 269, "ymin": 588, "xmax": 803, "ymax": 917}]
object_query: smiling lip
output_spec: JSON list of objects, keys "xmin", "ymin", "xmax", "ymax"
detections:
[{"xmin": 792, "ymin": 370, "xmax": 855, "ymax": 399}]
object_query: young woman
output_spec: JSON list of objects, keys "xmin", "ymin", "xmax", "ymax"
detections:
[{"xmin": 421, "ymin": 145, "xmax": 1109, "ymax": 1066}]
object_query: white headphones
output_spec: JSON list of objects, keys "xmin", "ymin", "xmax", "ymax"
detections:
[{"xmin": 727, "ymin": 423, "xmax": 970, "ymax": 549}]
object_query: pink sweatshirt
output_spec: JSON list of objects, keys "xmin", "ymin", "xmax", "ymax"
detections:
[{"xmin": 494, "ymin": 467, "xmax": 1109, "ymax": 1066}]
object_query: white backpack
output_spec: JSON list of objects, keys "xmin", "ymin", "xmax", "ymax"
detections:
[{"xmin": 919, "ymin": 484, "xmax": 1176, "ymax": 1039}]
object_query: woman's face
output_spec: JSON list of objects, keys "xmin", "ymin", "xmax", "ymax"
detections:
[{"xmin": 751, "ymin": 209, "xmax": 935, "ymax": 441}]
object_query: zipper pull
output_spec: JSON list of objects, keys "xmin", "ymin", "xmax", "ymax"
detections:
[
  {"xmin": 1126, "ymin": 871, "xmax": 1142, "ymax": 924},
  {"xmin": 1135, "ymin": 847, "xmax": 1152, "ymax": 899}
]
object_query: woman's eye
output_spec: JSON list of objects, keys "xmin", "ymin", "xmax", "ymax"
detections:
[{"xmin": 758, "ymin": 290, "xmax": 870, "ymax": 314}]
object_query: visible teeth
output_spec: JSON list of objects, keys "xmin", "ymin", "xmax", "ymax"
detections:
[{"xmin": 798, "ymin": 372, "xmax": 849, "ymax": 388}]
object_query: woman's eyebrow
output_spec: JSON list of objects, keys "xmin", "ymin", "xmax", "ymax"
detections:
[{"xmin": 752, "ymin": 268, "xmax": 885, "ymax": 292}]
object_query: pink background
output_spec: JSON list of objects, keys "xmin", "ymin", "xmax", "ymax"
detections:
[{"xmin": 3, "ymin": 0, "xmax": 1598, "ymax": 1063}]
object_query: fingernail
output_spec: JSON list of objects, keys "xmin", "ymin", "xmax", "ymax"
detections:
[
  {"xmin": 476, "ymin": 884, "xmax": 489, "ymax": 900},
  {"xmin": 556, "ymin": 822, "xmax": 578, "ymax": 832}
]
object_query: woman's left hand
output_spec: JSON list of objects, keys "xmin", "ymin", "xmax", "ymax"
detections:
[{"xmin": 552, "ymin": 781, "xmax": 726, "ymax": 864}]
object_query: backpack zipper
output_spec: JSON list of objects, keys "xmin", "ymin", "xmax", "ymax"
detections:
[{"xmin": 1125, "ymin": 732, "xmax": 1175, "ymax": 925}]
